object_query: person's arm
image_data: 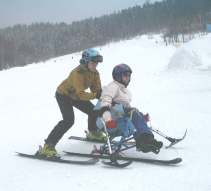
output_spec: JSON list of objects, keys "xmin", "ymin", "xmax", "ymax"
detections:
[
  {"xmin": 90, "ymin": 72, "xmax": 102, "ymax": 99},
  {"xmin": 99, "ymin": 82, "xmax": 119, "ymax": 128},
  {"xmin": 70, "ymin": 71, "xmax": 97, "ymax": 101}
]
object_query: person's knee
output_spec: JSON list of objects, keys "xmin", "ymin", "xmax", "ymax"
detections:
[
  {"xmin": 65, "ymin": 119, "xmax": 74, "ymax": 127},
  {"xmin": 59, "ymin": 118, "xmax": 74, "ymax": 129}
]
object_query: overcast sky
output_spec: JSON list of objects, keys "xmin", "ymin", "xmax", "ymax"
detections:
[{"xmin": 0, "ymin": 0, "xmax": 161, "ymax": 28}]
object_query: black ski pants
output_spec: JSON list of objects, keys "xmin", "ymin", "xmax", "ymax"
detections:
[{"xmin": 45, "ymin": 91, "xmax": 97, "ymax": 147}]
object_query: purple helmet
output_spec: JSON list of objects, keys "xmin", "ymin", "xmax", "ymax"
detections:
[{"xmin": 112, "ymin": 64, "xmax": 132, "ymax": 86}]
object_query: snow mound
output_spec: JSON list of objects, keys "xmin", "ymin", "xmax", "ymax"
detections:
[
  {"xmin": 168, "ymin": 34, "xmax": 211, "ymax": 71},
  {"xmin": 168, "ymin": 47, "xmax": 202, "ymax": 70}
]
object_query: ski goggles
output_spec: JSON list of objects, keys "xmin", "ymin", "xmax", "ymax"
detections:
[{"xmin": 90, "ymin": 55, "xmax": 103, "ymax": 63}]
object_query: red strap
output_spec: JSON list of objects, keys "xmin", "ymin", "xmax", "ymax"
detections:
[{"xmin": 106, "ymin": 120, "xmax": 117, "ymax": 129}]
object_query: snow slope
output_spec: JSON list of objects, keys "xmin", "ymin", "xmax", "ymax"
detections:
[{"xmin": 1, "ymin": 34, "xmax": 211, "ymax": 191}]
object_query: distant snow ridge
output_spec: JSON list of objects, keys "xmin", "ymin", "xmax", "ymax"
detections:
[{"xmin": 168, "ymin": 47, "xmax": 202, "ymax": 70}]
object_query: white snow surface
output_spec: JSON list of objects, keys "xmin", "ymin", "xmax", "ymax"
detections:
[{"xmin": 1, "ymin": 34, "xmax": 211, "ymax": 191}]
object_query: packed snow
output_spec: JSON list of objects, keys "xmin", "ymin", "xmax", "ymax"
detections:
[{"xmin": 1, "ymin": 33, "xmax": 211, "ymax": 191}]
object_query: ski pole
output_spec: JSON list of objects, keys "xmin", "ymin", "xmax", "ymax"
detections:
[{"xmin": 149, "ymin": 121, "xmax": 178, "ymax": 143}]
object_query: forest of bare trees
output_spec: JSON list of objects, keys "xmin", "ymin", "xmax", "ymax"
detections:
[{"xmin": 0, "ymin": 0, "xmax": 211, "ymax": 70}]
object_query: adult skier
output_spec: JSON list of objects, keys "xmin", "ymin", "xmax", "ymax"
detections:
[{"xmin": 38, "ymin": 48, "xmax": 106, "ymax": 157}]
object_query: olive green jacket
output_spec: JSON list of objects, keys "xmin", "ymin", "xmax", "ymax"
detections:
[{"xmin": 57, "ymin": 64, "xmax": 101, "ymax": 101}]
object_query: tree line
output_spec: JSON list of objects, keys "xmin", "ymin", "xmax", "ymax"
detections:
[{"xmin": 0, "ymin": 0, "xmax": 211, "ymax": 70}]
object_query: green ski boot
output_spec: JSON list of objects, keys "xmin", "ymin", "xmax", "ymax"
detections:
[
  {"xmin": 86, "ymin": 131, "xmax": 107, "ymax": 142},
  {"xmin": 36, "ymin": 144, "xmax": 58, "ymax": 158}
]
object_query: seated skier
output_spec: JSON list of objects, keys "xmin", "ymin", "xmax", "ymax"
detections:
[{"xmin": 95, "ymin": 63, "xmax": 163, "ymax": 153}]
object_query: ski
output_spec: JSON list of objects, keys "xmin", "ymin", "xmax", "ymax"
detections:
[
  {"xmin": 69, "ymin": 135, "xmax": 106, "ymax": 143},
  {"xmin": 16, "ymin": 152, "xmax": 99, "ymax": 165},
  {"xmin": 64, "ymin": 151, "xmax": 182, "ymax": 165},
  {"xmin": 68, "ymin": 135, "xmax": 135, "ymax": 145}
]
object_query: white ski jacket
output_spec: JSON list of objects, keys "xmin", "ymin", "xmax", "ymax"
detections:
[{"xmin": 100, "ymin": 80, "xmax": 132, "ymax": 108}]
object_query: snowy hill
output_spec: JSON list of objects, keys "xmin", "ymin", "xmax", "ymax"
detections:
[{"xmin": 1, "ymin": 34, "xmax": 211, "ymax": 191}]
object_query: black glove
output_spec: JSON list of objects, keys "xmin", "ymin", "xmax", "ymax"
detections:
[
  {"xmin": 124, "ymin": 107, "xmax": 139, "ymax": 115},
  {"xmin": 124, "ymin": 106, "xmax": 136, "ymax": 112},
  {"xmin": 95, "ymin": 89, "xmax": 102, "ymax": 99}
]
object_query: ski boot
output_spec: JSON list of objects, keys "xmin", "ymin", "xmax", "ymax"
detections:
[
  {"xmin": 36, "ymin": 143, "xmax": 59, "ymax": 158},
  {"xmin": 86, "ymin": 131, "xmax": 107, "ymax": 142},
  {"xmin": 151, "ymin": 139, "xmax": 163, "ymax": 149},
  {"xmin": 135, "ymin": 133, "xmax": 161, "ymax": 154}
]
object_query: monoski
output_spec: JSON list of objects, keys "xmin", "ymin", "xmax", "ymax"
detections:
[{"xmin": 65, "ymin": 119, "xmax": 186, "ymax": 168}]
